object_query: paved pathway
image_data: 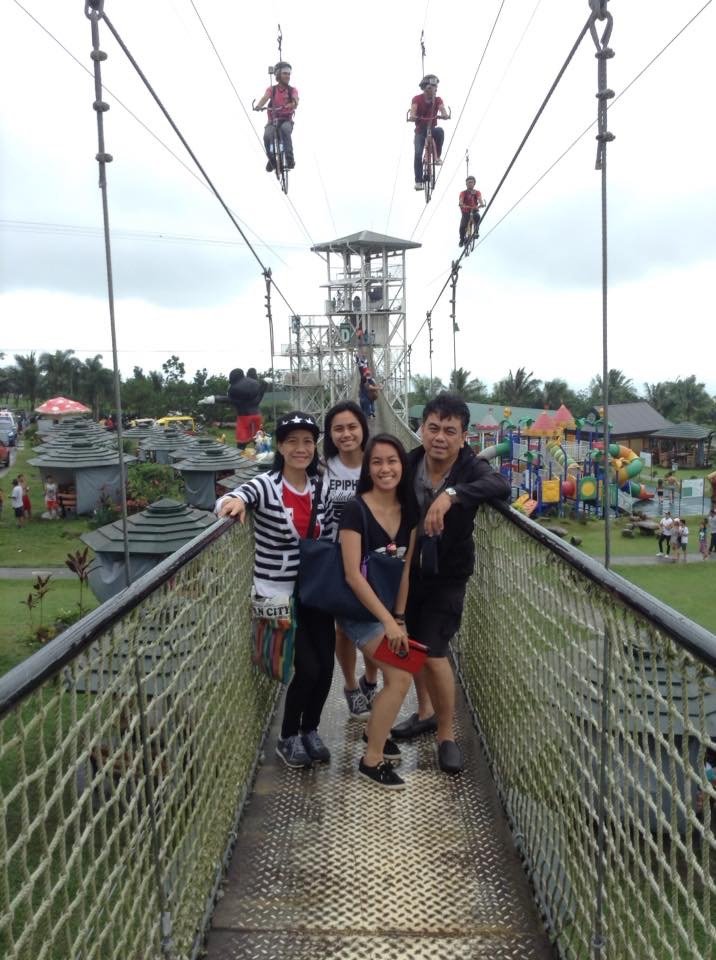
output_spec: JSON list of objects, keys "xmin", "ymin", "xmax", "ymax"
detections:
[{"xmin": 0, "ymin": 566, "xmax": 74, "ymax": 580}]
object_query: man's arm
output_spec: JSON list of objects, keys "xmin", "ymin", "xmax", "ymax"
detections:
[
  {"xmin": 453, "ymin": 457, "xmax": 511, "ymax": 507},
  {"xmin": 408, "ymin": 97, "xmax": 419, "ymax": 121},
  {"xmin": 254, "ymin": 89, "xmax": 270, "ymax": 110},
  {"xmin": 437, "ymin": 97, "xmax": 449, "ymax": 120}
]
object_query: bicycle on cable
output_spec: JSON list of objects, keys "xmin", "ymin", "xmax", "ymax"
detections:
[
  {"xmin": 458, "ymin": 176, "xmax": 486, "ymax": 256},
  {"xmin": 253, "ymin": 61, "xmax": 298, "ymax": 195},
  {"xmin": 407, "ymin": 74, "xmax": 450, "ymax": 203}
]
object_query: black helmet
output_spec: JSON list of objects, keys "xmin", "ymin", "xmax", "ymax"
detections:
[
  {"xmin": 419, "ymin": 74, "xmax": 439, "ymax": 89},
  {"xmin": 274, "ymin": 61, "xmax": 292, "ymax": 76},
  {"xmin": 466, "ymin": 175, "xmax": 476, "ymax": 184}
]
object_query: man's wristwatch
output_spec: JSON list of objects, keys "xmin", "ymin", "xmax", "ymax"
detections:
[{"xmin": 444, "ymin": 486, "xmax": 458, "ymax": 501}]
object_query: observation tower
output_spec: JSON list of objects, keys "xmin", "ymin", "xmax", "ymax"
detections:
[{"xmin": 279, "ymin": 230, "xmax": 421, "ymax": 425}]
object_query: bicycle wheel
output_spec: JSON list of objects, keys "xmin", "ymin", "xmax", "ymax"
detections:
[
  {"xmin": 423, "ymin": 139, "xmax": 434, "ymax": 203},
  {"xmin": 464, "ymin": 217, "xmax": 475, "ymax": 256}
]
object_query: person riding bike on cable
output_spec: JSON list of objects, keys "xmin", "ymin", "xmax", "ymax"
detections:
[
  {"xmin": 409, "ymin": 74, "xmax": 448, "ymax": 191},
  {"xmin": 458, "ymin": 176, "xmax": 486, "ymax": 246},
  {"xmin": 254, "ymin": 61, "xmax": 299, "ymax": 172}
]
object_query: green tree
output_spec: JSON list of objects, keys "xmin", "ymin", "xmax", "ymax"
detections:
[
  {"xmin": 78, "ymin": 355, "xmax": 114, "ymax": 417},
  {"xmin": 540, "ymin": 378, "xmax": 581, "ymax": 412},
  {"xmin": 588, "ymin": 369, "xmax": 639, "ymax": 406},
  {"xmin": 409, "ymin": 374, "xmax": 446, "ymax": 408},
  {"xmin": 448, "ymin": 367, "xmax": 488, "ymax": 402},
  {"xmin": 491, "ymin": 367, "xmax": 543, "ymax": 406},
  {"xmin": 645, "ymin": 377, "xmax": 715, "ymax": 423},
  {"xmin": 13, "ymin": 352, "xmax": 40, "ymax": 408},
  {"xmin": 39, "ymin": 349, "xmax": 80, "ymax": 396}
]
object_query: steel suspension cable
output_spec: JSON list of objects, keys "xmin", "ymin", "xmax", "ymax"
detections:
[
  {"xmin": 476, "ymin": 0, "xmax": 713, "ymax": 249},
  {"xmin": 410, "ymin": 0, "xmax": 508, "ymax": 240},
  {"xmin": 98, "ymin": 8, "xmax": 300, "ymax": 317},
  {"xmin": 11, "ymin": 0, "xmax": 286, "ymax": 265},
  {"xmin": 400, "ymin": 14, "xmax": 594, "ymax": 371},
  {"xmin": 187, "ymin": 0, "xmax": 326, "ymax": 257},
  {"xmin": 414, "ymin": 0, "xmax": 543, "ymax": 243}
]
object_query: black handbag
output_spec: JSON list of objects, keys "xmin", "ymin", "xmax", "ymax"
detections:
[{"xmin": 298, "ymin": 495, "xmax": 404, "ymax": 621}]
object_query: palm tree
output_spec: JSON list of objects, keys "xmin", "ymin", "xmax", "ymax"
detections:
[
  {"xmin": 78, "ymin": 355, "xmax": 114, "ymax": 417},
  {"xmin": 39, "ymin": 349, "xmax": 79, "ymax": 397},
  {"xmin": 448, "ymin": 368, "xmax": 488, "ymax": 402},
  {"xmin": 13, "ymin": 352, "xmax": 40, "ymax": 409},
  {"xmin": 588, "ymin": 369, "xmax": 639, "ymax": 405},
  {"xmin": 410, "ymin": 374, "xmax": 446, "ymax": 407},
  {"xmin": 492, "ymin": 367, "xmax": 543, "ymax": 407}
]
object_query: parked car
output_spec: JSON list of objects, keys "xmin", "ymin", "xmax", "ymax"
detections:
[
  {"xmin": 155, "ymin": 415, "xmax": 196, "ymax": 433},
  {"xmin": 0, "ymin": 416, "xmax": 17, "ymax": 447},
  {"xmin": 0, "ymin": 431, "xmax": 11, "ymax": 467}
]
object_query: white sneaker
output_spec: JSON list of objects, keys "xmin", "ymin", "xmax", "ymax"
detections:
[
  {"xmin": 656, "ymin": 552, "xmax": 663, "ymax": 557},
  {"xmin": 414, "ymin": 181, "xmax": 423, "ymax": 190}
]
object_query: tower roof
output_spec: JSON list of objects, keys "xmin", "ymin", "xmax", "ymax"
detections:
[{"xmin": 311, "ymin": 230, "xmax": 421, "ymax": 254}]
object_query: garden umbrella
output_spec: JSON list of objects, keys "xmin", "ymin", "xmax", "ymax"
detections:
[{"xmin": 35, "ymin": 397, "xmax": 91, "ymax": 415}]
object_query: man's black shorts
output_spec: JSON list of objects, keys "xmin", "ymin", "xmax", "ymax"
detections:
[{"xmin": 405, "ymin": 575, "xmax": 466, "ymax": 658}]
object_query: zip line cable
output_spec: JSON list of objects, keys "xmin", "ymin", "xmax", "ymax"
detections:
[
  {"xmin": 475, "ymin": 0, "xmax": 714, "ymax": 249},
  {"xmin": 407, "ymin": 0, "xmax": 712, "ymax": 382},
  {"xmin": 97, "ymin": 8, "xmax": 300, "ymax": 318},
  {"xmin": 10, "ymin": 0, "xmax": 287, "ymax": 266},
  {"xmin": 399, "ymin": 13, "xmax": 594, "ymax": 369},
  {"xmin": 187, "ymin": 0, "xmax": 326, "ymax": 256},
  {"xmin": 414, "ymin": 0, "xmax": 544, "ymax": 243},
  {"xmin": 410, "ymin": 0, "xmax": 508, "ymax": 241}
]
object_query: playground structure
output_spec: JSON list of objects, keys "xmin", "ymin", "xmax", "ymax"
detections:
[{"xmin": 476, "ymin": 405, "xmax": 654, "ymax": 518}]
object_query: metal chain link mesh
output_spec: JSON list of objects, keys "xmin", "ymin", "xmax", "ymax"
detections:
[{"xmin": 0, "ymin": 520, "xmax": 276, "ymax": 960}]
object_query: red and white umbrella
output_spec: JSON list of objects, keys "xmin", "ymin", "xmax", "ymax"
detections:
[{"xmin": 35, "ymin": 396, "xmax": 91, "ymax": 415}]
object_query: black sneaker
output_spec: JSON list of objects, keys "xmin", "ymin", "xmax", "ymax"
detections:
[
  {"xmin": 276, "ymin": 735, "xmax": 312, "ymax": 768},
  {"xmin": 362, "ymin": 732, "xmax": 401, "ymax": 764},
  {"xmin": 265, "ymin": 159, "xmax": 275, "ymax": 172},
  {"xmin": 302, "ymin": 730, "xmax": 331, "ymax": 763},
  {"xmin": 391, "ymin": 712, "xmax": 437, "ymax": 740},
  {"xmin": 358, "ymin": 758, "xmax": 405, "ymax": 790}
]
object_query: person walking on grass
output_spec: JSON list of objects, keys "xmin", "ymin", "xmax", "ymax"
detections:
[
  {"xmin": 216, "ymin": 412, "xmax": 336, "ymax": 770},
  {"xmin": 657, "ymin": 511, "xmax": 673, "ymax": 558},
  {"xmin": 337, "ymin": 434, "xmax": 418, "ymax": 790},
  {"xmin": 18, "ymin": 474, "xmax": 31, "ymax": 519},
  {"xmin": 322, "ymin": 401, "xmax": 379, "ymax": 719},
  {"xmin": 11, "ymin": 478, "xmax": 24, "ymax": 528},
  {"xmin": 669, "ymin": 518, "xmax": 682, "ymax": 562},
  {"xmin": 679, "ymin": 520, "xmax": 689, "ymax": 563},
  {"xmin": 698, "ymin": 518, "xmax": 708, "ymax": 560},
  {"xmin": 708, "ymin": 508, "xmax": 716, "ymax": 555}
]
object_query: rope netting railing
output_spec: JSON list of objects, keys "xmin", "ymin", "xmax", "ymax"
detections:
[
  {"xmin": 460, "ymin": 502, "xmax": 716, "ymax": 959},
  {"xmin": 0, "ymin": 519, "xmax": 276, "ymax": 960},
  {"xmin": 2, "ymin": 397, "xmax": 716, "ymax": 959}
]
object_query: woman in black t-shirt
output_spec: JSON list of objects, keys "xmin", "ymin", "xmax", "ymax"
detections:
[{"xmin": 338, "ymin": 434, "xmax": 417, "ymax": 790}]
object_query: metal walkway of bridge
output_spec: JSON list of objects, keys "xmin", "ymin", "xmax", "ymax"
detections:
[{"xmin": 205, "ymin": 673, "xmax": 554, "ymax": 959}]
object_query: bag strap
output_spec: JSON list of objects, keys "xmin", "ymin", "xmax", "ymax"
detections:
[{"xmin": 306, "ymin": 477, "xmax": 322, "ymax": 540}]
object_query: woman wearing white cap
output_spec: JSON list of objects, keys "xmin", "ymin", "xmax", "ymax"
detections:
[{"xmin": 217, "ymin": 411, "xmax": 336, "ymax": 769}]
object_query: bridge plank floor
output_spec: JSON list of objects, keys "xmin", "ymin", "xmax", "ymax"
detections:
[{"xmin": 205, "ymin": 673, "xmax": 555, "ymax": 959}]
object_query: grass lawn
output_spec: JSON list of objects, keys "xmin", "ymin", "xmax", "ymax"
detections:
[
  {"xmin": 0, "ymin": 580, "xmax": 98, "ymax": 676},
  {"xmin": 617, "ymin": 563, "xmax": 716, "ymax": 634},
  {"xmin": 1, "ymin": 436, "xmax": 94, "ymax": 566},
  {"xmin": 533, "ymin": 513, "xmax": 711, "ymax": 559}
]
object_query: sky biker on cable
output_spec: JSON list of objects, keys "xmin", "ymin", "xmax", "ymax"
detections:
[
  {"xmin": 408, "ymin": 74, "xmax": 449, "ymax": 198},
  {"xmin": 253, "ymin": 61, "xmax": 298, "ymax": 191}
]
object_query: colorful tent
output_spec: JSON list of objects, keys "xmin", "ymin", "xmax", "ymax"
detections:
[{"xmin": 35, "ymin": 396, "xmax": 91, "ymax": 415}]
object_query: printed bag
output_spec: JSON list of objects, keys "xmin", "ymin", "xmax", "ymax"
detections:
[{"xmin": 250, "ymin": 591, "xmax": 297, "ymax": 684}]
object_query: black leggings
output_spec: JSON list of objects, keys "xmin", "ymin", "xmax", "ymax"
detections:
[
  {"xmin": 281, "ymin": 598, "xmax": 336, "ymax": 738},
  {"xmin": 658, "ymin": 534, "xmax": 671, "ymax": 555}
]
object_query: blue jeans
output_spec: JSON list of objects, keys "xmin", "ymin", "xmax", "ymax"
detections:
[{"xmin": 414, "ymin": 126, "xmax": 444, "ymax": 181}]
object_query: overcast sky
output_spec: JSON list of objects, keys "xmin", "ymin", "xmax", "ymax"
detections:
[{"xmin": 1, "ymin": 0, "xmax": 715, "ymax": 395}]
